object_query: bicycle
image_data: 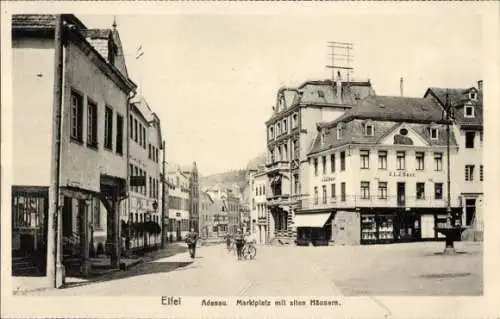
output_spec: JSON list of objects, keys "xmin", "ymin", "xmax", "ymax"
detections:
[{"xmin": 242, "ymin": 241, "xmax": 257, "ymax": 260}]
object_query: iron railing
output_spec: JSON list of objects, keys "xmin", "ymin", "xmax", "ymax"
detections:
[{"xmin": 300, "ymin": 195, "xmax": 454, "ymax": 210}]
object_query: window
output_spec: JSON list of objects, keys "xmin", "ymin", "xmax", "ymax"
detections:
[
  {"xmin": 360, "ymin": 150, "xmax": 369, "ymax": 169},
  {"xmin": 293, "ymin": 140, "xmax": 299, "ymax": 159},
  {"xmin": 70, "ymin": 91, "xmax": 83, "ymax": 142},
  {"xmin": 149, "ymin": 144, "xmax": 152, "ymax": 159},
  {"xmin": 116, "ymin": 114, "xmax": 124, "ymax": 155},
  {"xmin": 378, "ymin": 182, "xmax": 387, "ymax": 199},
  {"xmin": 416, "ymin": 183, "xmax": 425, "ymax": 200},
  {"xmin": 396, "ymin": 151, "xmax": 406, "ymax": 170},
  {"xmin": 149, "ymin": 176, "xmax": 152, "ymax": 198},
  {"xmin": 283, "ymin": 144, "xmax": 288, "ymax": 161},
  {"xmin": 340, "ymin": 151, "xmax": 346, "ymax": 171},
  {"xmin": 104, "ymin": 106, "xmax": 113, "ymax": 150},
  {"xmin": 283, "ymin": 119, "xmax": 287, "ymax": 132},
  {"xmin": 465, "ymin": 131, "xmax": 475, "ymax": 148},
  {"xmin": 322, "ymin": 156, "xmax": 327, "ymax": 175},
  {"xmin": 434, "ymin": 153, "xmax": 443, "ymax": 171},
  {"xmin": 360, "ymin": 181, "xmax": 370, "ymax": 199},
  {"xmin": 365, "ymin": 124, "xmax": 374, "ymax": 136},
  {"xmin": 337, "ymin": 124, "xmax": 344, "ymax": 140},
  {"xmin": 341, "ymin": 182, "xmax": 346, "ymax": 202},
  {"xmin": 465, "ymin": 165, "xmax": 475, "ymax": 181},
  {"xmin": 320, "ymin": 132, "xmax": 325, "ymax": 145},
  {"xmin": 269, "ymin": 127, "xmax": 274, "ymax": 139},
  {"xmin": 331, "ymin": 183, "xmax": 336, "ymax": 198},
  {"xmin": 330, "ymin": 154, "xmax": 336, "ymax": 172},
  {"xmin": 480, "ymin": 165, "xmax": 483, "ymax": 181},
  {"xmin": 142, "ymin": 126, "xmax": 146, "ymax": 148},
  {"xmin": 322, "ymin": 185, "xmax": 327, "ymax": 204},
  {"xmin": 129, "ymin": 115, "xmax": 133, "ymax": 139},
  {"xmin": 87, "ymin": 100, "xmax": 98, "ymax": 148},
  {"xmin": 434, "ymin": 183, "xmax": 443, "ymax": 200},
  {"xmin": 416, "ymin": 152, "xmax": 424, "ymax": 170},
  {"xmin": 378, "ymin": 151, "xmax": 387, "ymax": 169},
  {"xmin": 314, "ymin": 158, "xmax": 318, "ymax": 176},
  {"xmin": 294, "ymin": 174, "xmax": 299, "ymax": 194},
  {"xmin": 292, "ymin": 113, "xmax": 298, "ymax": 128},
  {"xmin": 314, "ymin": 187, "xmax": 318, "ymax": 205},
  {"xmin": 134, "ymin": 119, "xmax": 138, "ymax": 143},
  {"xmin": 156, "ymin": 149, "xmax": 159, "ymax": 163},
  {"xmin": 430, "ymin": 128, "xmax": 439, "ymax": 140},
  {"xmin": 277, "ymin": 123, "xmax": 281, "ymax": 135},
  {"xmin": 134, "ymin": 166, "xmax": 138, "ymax": 193},
  {"xmin": 465, "ymin": 105, "xmax": 475, "ymax": 118}
]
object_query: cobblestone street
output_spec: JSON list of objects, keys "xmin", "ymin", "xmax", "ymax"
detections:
[{"xmin": 25, "ymin": 241, "xmax": 482, "ymax": 297}]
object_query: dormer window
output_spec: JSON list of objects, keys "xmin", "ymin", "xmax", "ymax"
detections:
[
  {"xmin": 469, "ymin": 92, "xmax": 477, "ymax": 101},
  {"xmin": 464, "ymin": 105, "xmax": 475, "ymax": 118},
  {"xmin": 365, "ymin": 123, "xmax": 374, "ymax": 136},
  {"xmin": 336, "ymin": 123, "xmax": 344, "ymax": 140},
  {"xmin": 320, "ymin": 131, "xmax": 326, "ymax": 145},
  {"xmin": 279, "ymin": 96, "xmax": 286, "ymax": 111},
  {"xmin": 430, "ymin": 127, "xmax": 439, "ymax": 140}
]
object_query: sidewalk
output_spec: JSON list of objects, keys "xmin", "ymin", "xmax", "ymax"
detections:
[{"xmin": 12, "ymin": 243, "xmax": 188, "ymax": 295}]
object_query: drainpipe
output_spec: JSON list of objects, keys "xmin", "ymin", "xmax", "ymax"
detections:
[
  {"xmin": 47, "ymin": 14, "xmax": 64, "ymax": 288},
  {"xmin": 126, "ymin": 89, "xmax": 137, "ymax": 251}
]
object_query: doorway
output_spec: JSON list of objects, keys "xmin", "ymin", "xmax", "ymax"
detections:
[
  {"xmin": 397, "ymin": 183, "xmax": 406, "ymax": 206},
  {"xmin": 465, "ymin": 198, "xmax": 476, "ymax": 226}
]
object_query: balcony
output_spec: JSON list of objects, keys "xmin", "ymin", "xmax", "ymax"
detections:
[
  {"xmin": 300, "ymin": 195, "xmax": 454, "ymax": 211},
  {"xmin": 266, "ymin": 160, "xmax": 290, "ymax": 174},
  {"xmin": 257, "ymin": 216, "xmax": 267, "ymax": 225},
  {"xmin": 266, "ymin": 194, "xmax": 292, "ymax": 206}
]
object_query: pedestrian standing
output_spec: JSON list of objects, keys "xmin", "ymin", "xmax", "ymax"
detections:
[
  {"xmin": 235, "ymin": 229, "xmax": 245, "ymax": 260},
  {"xmin": 185, "ymin": 228, "xmax": 198, "ymax": 259}
]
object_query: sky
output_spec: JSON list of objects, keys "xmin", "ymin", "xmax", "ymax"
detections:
[{"xmin": 79, "ymin": 12, "xmax": 482, "ymax": 176}]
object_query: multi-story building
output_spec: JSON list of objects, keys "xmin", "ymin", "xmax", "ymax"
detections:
[
  {"xmin": 248, "ymin": 168, "xmax": 269, "ymax": 244},
  {"xmin": 11, "ymin": 15, "xmax": 136, "ymax": 277},
  {"xmin": 126, "ymin": 95, "xmax": 163, "ymax": 250},
  {"xmin": 299, "ymin": 95, "xmax": 461, "ymax": 245},
  {"xmin": 204, "ymin": 186, "xmax": 229, "ymax": 236},
  {"xmin": 424, "ymin": 82, "xmax": 484, "ymax": 240},
  {"xmin": 166, "ymin": 168, "xmax": 191, "ymax": 241},
  {"xmin": 205, "ymin": 186, "xmax": 241, "ymax": 234},
  {"xmin": 199, "ymin": 191, "xmax": 219, "ymax": 239},
  {"xmin": 265, "ymin": 74, "xmax": 375, "ymax": 243},
  {"xmin": 188, "ymin": 162, "xmax": 200, "ymax": 233}
]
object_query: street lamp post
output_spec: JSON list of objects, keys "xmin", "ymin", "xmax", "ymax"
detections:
[{"xmin": 435, "ymin": 91, "xmax": 466, "ymax": 254}]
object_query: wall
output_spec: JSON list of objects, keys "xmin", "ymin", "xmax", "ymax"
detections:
[
  {"xmin": 12, "ymin": 37, "xmax": 54, "ymax": 186},
  {"xmin": 60, "ymin": 41, "xmax": 128, "ymax": 192}
]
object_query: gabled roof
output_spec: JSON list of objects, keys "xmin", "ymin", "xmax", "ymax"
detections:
[
  {"xmin": 424, "ymin": 87, "xmax": 483, "ymax": 127},
  {"xmin": 308, "ymin": 95, "xmax": 457, "ymax": 156},
  {"xmin": 12, "ymin": 14, "xmax": 86, "ymax": 30},
  {"xmin": 329, "ymin": 95, "xmax": 447, "ymax": 125}
]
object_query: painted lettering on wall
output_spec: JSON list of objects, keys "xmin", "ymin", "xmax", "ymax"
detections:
[{"xmin": 388, "ymin": 171, "xmax": 415, "ymax": 177}]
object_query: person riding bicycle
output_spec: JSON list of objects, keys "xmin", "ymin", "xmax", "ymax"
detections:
[
  {"xmin": 244, "ymin": 231, "xmax": 256, "ymax": 245},
  {"xmin": 234, "ymin": 229, "xmax": 245, "ymax": 260}
]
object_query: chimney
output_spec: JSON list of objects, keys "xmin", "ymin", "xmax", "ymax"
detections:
[
  {"xmin": 478, "ymin": 80, "xmax": 483, "ymax": 91},
  {"xmin": 400, "ymin": 77, "xmax": 404, "ymax": 97},
  {"xmin": 336, "ymin": 71, "xmax": 342, "ymax": 99}
]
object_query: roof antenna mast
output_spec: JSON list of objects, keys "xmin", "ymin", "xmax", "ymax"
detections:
[{"xmin": 326, "ymin": 41, "xmax": 354, "ymax": 82}]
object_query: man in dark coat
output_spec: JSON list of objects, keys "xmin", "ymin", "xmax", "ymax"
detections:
[
  {"xmin": 185, "ymin": 228, "xmax": 198, "ymax": 259},
  {"xmin": 234, "ymin": 229, "xmax": 245, "ymax": 260}
]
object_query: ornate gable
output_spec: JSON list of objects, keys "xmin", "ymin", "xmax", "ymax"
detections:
[{"xmin": 378, "ymin": 122, "xmax": 429, "ymax": 147}]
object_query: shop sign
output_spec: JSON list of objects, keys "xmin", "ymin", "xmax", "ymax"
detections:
[
  {"xmin": 322, "ymin": 176, "xmax": 336, "ymax": 182},
  {"xmin": 388, "ymin": 171, "xmax": 415, "ymax": 177}
]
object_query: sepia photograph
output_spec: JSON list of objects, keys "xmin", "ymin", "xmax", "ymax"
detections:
[{"xmin": 1, "ymin": 1, "xmax": 499, "ymax": 319}]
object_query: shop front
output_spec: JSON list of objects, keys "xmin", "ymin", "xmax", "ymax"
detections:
[
  {"xmin": 294, "ymin": 212, "xmax": 332, "ymax": 246},
  {"xmin": 360, "ymin": 210, "xmax": 395, "ymax": 245}
]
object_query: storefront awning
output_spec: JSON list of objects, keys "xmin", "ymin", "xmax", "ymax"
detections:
[{"xmin": 294, "ymin": 213, "xmax": 331, "ymax": 228}]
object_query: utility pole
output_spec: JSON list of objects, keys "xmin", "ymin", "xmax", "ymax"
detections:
[
  {"xmin": 47, "ymin": 14, "xmax": 65, "ymax": 288},
  {"xmin": 161, "ymin": 140, "xmax": 167, "ymax": 248}
]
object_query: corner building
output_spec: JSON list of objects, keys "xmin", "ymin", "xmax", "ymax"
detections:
[
  {"xmin": 265, "ymin": 77, "xmax": 375, "ymax": 243},
  {"xmin": 299, "ymin": 96, "xmax": 461, "ymax": 245},
  {"xmin": 424, "ymin": 82, "xmax": 484, "ymax": 240}
]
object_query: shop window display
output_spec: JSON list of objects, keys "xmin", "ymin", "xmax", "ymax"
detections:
[{"xmin": 361, "ymin": 215, "xmax": 377, "ymax": 241}]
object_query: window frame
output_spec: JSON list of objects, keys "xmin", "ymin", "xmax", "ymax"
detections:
[
  {"xmin": 396, "ymin": 151, "xmax": 406, "ymax": 170},
  {"xmin": 415, "ymin": 152, "xmax": 425, "ymax": 171},
  {"xmin": 464, "ymin": 105, "xmax": 475, "ymax": 118},
  {"xmin": 86, "ymin": 98, "xmax": 98, "ymax": 149},
  {"xmin": 434, "ymin": 183, "xmax": 443, "ymax": 200},
  {"xmin": 430, "ymin": 127, "xmax": 439, "ymax": 140},
  {"xmin": 70, "ymin": 90, "xmax": 84, "ymax": 143},
  {"xmin": 116, "ymin": 113, "xmax": 124, "ymax": 155},
  {"xmin": 360, "ymin": 181, "xmax": 370, "ymax": 199},
  {"xmin": 378, "ymin": 150, "xmax": 387, "ymax": 170},
  {"xmin": 465, "ymin": 131, "xmax": 475, "ymax": 148},
  {"xmin": 104, "ymin": 105, "xmax": 114, "ymax": 150},
  {"xmin": 360, "ymin": 150, "xmax": 370, "ymax": 169},
  {"xmin": 378, "ymin": 181, "xmax": 387, "ymax": 199},
  {"xmin": 416, "ymin": 182, "xmax": 425, "ymax": 200},
  {"xmin": 465, "ymin": 165, "xmax": 475, "ymax": 181}
]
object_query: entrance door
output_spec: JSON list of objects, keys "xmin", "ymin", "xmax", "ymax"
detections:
[
  {"xmin": 465, "ymin": 199, "xmax": 476, "ymax": 226},
  {"xmin": 397, "ymin": 183, "xmax": 406, "ymax": 206}
]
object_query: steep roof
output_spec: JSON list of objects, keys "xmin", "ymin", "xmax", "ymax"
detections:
[
  {"xmin": 424, "ymin": 87, "xmax": 483, "ymax": 127},
  {"xmin": 308, "ymin": 95, "xmax": 457, "ymax": 156},
  {"xmin": 296, "ymin": 80, "xmax": 375, "ymax": 106},
  {"xmin": 12, "ymin": 14, "xmax": 86, "ymax": 30}
]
